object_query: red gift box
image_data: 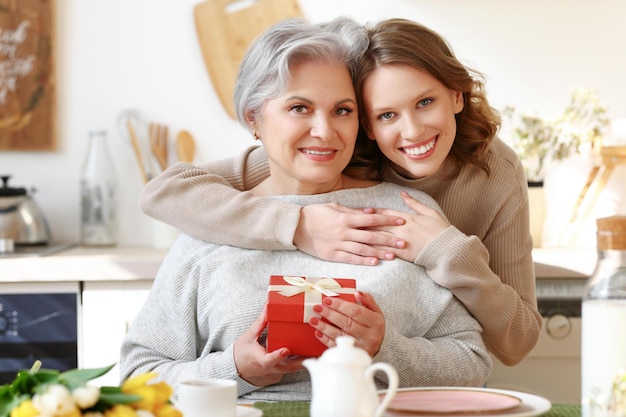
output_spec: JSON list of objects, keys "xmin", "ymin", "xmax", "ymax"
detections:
[{"xmin": 266, "ymin": 275, "xmax": 357, "ymax": 357}]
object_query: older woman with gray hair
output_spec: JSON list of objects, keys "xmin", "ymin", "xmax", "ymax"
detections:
[{"xmin": 120, "ymin": 17, "xmax": 491, "ymax": 402}]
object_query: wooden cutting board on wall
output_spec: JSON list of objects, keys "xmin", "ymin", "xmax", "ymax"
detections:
[{"xmin": 194, "ymin": 0, "xmax": 303, "ymax": 119}]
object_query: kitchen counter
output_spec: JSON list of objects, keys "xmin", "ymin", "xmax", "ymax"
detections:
[
  {"xmin": 0, "ymin": 244, "xmax": 168, "ymax": 282},
  {"xmin": 0, "ymin": 245, "xmax": 598, "ymax": 283},
  {"xmin": 532, "ymin": 247, "xmax": 596, "ymax": 278}
]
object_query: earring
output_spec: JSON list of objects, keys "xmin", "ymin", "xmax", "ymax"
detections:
[{"xmin": 253, "ymin": 132, "xmax": 260, "ymax": 141}]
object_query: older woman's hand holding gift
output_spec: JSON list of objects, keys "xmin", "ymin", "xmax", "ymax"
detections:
[
  {"xmin": 233, "ymin": 304, "xmax": 305, "ymax": 387},
  {"xmin": 309, "ymin": 291, "xmax": 386, "ymax": 358}
]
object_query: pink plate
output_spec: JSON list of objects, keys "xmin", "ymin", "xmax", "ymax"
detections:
[{"xmin": 385, "ymin": 389, "xmax": 522, "ymax": 415}]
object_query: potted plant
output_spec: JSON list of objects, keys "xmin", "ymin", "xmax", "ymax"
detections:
[
  {"xmin": 502, "ymin": 87, "xmax": 610, "ymax": 185},
  {"xmin": 502, "ymin": 87, "xmax": 610, "ymax": 248}
]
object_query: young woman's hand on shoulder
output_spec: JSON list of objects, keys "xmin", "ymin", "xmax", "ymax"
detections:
[
  {"xmin": 294, "ymin": 203, "xmax": 407, "ymax": 266},
  {"xmin": 368, "ymin": 192, "xmax": 451, "ymax": 262}
]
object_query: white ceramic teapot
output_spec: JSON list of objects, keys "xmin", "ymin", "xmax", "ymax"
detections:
[{"xmin": 303, "ymin": 335, "xmax": 399, "ymax": 417}]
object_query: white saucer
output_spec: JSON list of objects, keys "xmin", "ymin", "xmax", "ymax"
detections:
[{"xmin": 236, "ymin": 405, "xmax": 262, "ymax": 417}]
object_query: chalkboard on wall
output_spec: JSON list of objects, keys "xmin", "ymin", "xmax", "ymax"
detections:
[{"xmin": 0, "ymin": 0, "xmax": 55, "ymax": 151}]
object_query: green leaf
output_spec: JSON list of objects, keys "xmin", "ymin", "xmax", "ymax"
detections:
[
  {"xmin": 59, "ymin": 364, "xmax": 116, "ymax": 389},
  {"xmin": 0, "ymin": 394, "xmax": 30, "ymax": 417},
  {"xmin": 88, "ymin": 391, "xmax": 142, "ymax": 412},
  {"xmin": 99, "ymin": 392, "xmax": 142, "ymax": 405}
]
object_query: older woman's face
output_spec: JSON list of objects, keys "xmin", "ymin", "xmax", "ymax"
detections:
[{"xmin": 252, "ymin": 61, "xmax": 358, "ymax": 195}]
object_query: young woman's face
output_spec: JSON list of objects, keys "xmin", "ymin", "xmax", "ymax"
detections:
[
  {"xmin": 362, "ymin": 64, "xmax": 464, "ymax": 179},
  {"xmin": 251, "ymin": 61, "xmax": 359, "ymax": 195}
]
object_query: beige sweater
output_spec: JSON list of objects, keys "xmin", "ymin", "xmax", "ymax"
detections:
[{"xmin": 140, "ymin": 137, "xmax": 542, "ymax": 366}]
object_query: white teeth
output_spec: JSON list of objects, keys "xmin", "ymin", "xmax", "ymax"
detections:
[
  {"xmin": 302, "ymin": 149, "xmax": 333, "ymax": 155},
  {"xmin": 403, "ymin": 140, "xmax": 435, "ymax": 156}
]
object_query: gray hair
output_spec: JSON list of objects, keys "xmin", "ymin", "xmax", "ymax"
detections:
[{"xmin": 233, "ymin": 16, "xmax": 368, "ymax": 130}]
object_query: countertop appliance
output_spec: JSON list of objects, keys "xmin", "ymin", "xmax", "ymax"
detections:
[
  {"xmin": 0, "ymin": 175, "xmax": 52, "ymax": 253},
  {"xmin": 0, "ymin": 282, "xmax": 79, "ymax": 384}
]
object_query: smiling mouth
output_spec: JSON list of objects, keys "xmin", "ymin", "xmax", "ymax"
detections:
[
  {"xmin": 401, "ymin": 137, "xmax": 437, "ymax": 156},
  {"xmin": 301, "ymin": 149, "xmax": 335, "ymax": 156}
]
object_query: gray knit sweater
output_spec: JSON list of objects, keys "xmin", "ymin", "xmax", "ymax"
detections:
[{"xmin": 121, "ymin": 182, "xmax": 491, "ymax": 402}]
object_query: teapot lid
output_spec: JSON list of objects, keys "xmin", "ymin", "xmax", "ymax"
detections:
[
  {"xmin": 319, "ymin": 335, "xmax": 372, "ymax": 366},
  {"xmin": 0, "ymin": 176, "xmax": 26, "ymax": 197}
]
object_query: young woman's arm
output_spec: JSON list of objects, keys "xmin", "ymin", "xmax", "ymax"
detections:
[
  {"xmin": 140, "ymin": 146, "xmax": 299, "ymax": 250},
  {"xmin": 141, "ymin": 145, "xmax": 404, "ymax": 259}
]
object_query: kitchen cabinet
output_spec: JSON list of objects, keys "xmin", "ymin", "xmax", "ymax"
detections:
[
  {"xmin": 81, "ymin": 280, "xmax": 153, "ymax": 385},
  {"xmin": 488, "ymin": 248, "xmax": 596, "ymax": 404},
  {"xmin": 0, "ymin": 246, "xmax": 165, "ymax": 383}
]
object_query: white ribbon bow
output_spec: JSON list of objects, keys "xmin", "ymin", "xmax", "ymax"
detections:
[
  {"xmin": 278, "ymin": 276, "xmax": 343, "ymax": 297},
  {"xmin": 268, "ymin": 276, "xmax": 355, "ymax": 322}
]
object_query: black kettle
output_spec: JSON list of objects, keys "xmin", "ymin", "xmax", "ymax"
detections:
[{"xmin": 0, "ymin": 175, "xmax": 52, "ymax": 253}]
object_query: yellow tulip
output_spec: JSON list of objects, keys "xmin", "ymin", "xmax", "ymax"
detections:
[
  {"xmin": 121, "ymin": 373, "xmax": 158, "ymax": 393},
  {"xmin": 128, "ymin": 386, "xmax": 157, "ymax": 411},
  {"xmin": 148, "ymin": 382, "xmax": 173, "ymax": 405},
  {"xmin": 10, "ymin": 400, "xmax": 39, "ymax": 417},
  {"xmin": 83, "ymin": 412, "xmax": 105, "ymax": 417},
  {"xmin": 121, "ymin": 373, "xmax": 174, "ymax": 411},
  {"xmin": 104, "ymin": 404, "xmax": 137, "ymax": 417},
  {"xmin": 153, "ymin": 403, "xmax": 182, "ymax": 417},
  {"xmin": 59, "ymin": 407, "xmax": 82, "ymax": 417}
]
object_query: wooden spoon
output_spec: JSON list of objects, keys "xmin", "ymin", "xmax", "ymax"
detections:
[{"xmin": 176, "ymin": 130, "xmax": 196, "ymax": 163}]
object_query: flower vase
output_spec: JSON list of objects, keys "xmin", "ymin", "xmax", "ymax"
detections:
[{"xmin": 527, "ymin": 181, "xmax": 545, "ymax": 248}]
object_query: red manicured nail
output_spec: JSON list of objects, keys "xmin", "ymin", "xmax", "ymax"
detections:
[
  {"xmin": 310, "ymin": 317, "xmax": 319, "ymax": 325},
  {"xmin": 323, "ymin": 297, "xmax": 333, "ymax": 306}
]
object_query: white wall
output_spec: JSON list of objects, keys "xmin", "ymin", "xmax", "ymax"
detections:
[{"xmin": 1, "ymin": 0, "xmax": 625, "ymax": 247}]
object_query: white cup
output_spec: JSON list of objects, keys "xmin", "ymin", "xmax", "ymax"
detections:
[{"xmin": 176, "ymin": 379, "xmax": 237, "ymax": 417}]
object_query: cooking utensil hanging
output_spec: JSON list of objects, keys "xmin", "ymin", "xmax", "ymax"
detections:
[
  {"xmin": 117, "ymin": 110, "xmax": 156, "ymax": 183},
  {"xmin": 149, "ymin": 122, "xmax": 169, "ymax": 171},
  {"xmin": 176, "ymin": 130, "xmax": 196, "ymax": 163}
]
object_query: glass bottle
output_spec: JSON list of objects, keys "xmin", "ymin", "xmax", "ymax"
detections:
[
  {"xmin": 582, "ymin": 215, "xmax": 626, "ymax": 417},
  {"xmin": 80, "ymin": 130, "xmax": 117, "ymax": 246}
]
